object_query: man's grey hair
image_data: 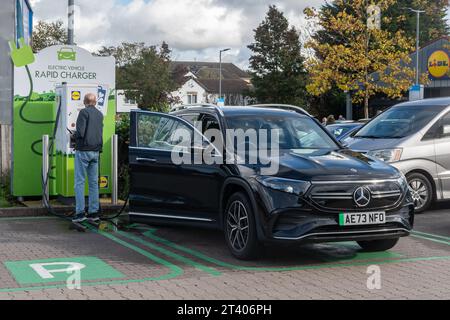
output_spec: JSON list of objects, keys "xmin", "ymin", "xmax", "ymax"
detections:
[{"xmin": 84, "ymin": 93, "xmax": 97, "ymax": 106}]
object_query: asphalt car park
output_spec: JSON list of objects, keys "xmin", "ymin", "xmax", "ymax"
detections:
[{"xmin": 0, "ymin": 203, "xmax": 449, "ymax": 300}]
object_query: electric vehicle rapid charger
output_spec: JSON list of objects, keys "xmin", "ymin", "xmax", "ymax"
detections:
[
  {"xmin": 12, "ymin": 45, "xmax": 124, "ymax": 230},
  {"xmin": 40, "ymin": 82, "xmax": 127, "ymax": 230},
  {"xmin": 54, "ymin": 83, "xmax": 109, "ymax": 198}
]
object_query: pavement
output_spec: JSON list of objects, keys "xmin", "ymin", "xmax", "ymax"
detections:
[
  {"xmin": 0, "ymin": 203, "xmax": 449, "ymax": 300},
  {"xmin": 0, "ymin": 198, "xmax": 125, "ymax": 218}
]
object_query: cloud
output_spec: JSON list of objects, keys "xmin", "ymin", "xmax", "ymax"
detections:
[{"xmin": 30, "ymin": 0, "xmax": 327, "ymax": 68}]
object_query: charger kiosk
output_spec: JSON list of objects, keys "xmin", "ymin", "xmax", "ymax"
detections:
[
  {"xmin": 12, "ymin": 45, "xmax": 116, "ymax": 198},
  {"xmin": 55, "ymin": 83, "xmax": 110, "ymax": 197}
]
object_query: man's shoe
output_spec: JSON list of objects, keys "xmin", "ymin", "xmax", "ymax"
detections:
[
  {"xmin": 87, "ymin": 212, "xmax": 100, "ymax": 223},
  {"xmin": 72, "ymin": 216, "xmax": 86, "ymax": 223}
]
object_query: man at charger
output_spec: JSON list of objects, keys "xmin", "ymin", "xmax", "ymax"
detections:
[{"xmin": 72, "ymin": 93, "xmax": 104, "ymax": 223}]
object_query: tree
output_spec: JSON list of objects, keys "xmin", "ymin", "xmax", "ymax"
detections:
[
  {"xmin": 386, "ymin": 0, "xmax": 449, "ymax": 44},
  {"xmin": 32, "ymin": 20, "xmax": 67, "ymax": 53},
  {"xmin": 97, "ymin": 42, "xmax": 178, "ymax": 112},
  {"xmin": 313, "ymin": 1, "xmax": 449, "ymax": 50},
  {"xmin": 248, "ymin": 5, "xmax": 308, "ymax": 107},
  {"xmin": 305, "ymin": 0, "xmax": 417, "ymax": 119}
]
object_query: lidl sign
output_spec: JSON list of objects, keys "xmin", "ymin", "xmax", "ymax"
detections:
[
  {"xmin": 71, "ymin": 90, "xmax": 81, "ymax": 101},
  {"xmin": 99, "ymin": 176, "xmax": 109, "ymax": 189},
  {"xmin": 428, "ymin": 50, "xmax": 450, "ymax": 80}
]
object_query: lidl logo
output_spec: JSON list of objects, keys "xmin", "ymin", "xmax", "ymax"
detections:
[
  {"xmin": 71, "ymin": 91, "xmax": 81, "ymax": 101},
  {"xmin": 99, "ymin": 176, "xmax": 109, "ymax": 189},
  {"xmin": 428, "ymin": 50, "xmax": 449, "ymax": 79}
]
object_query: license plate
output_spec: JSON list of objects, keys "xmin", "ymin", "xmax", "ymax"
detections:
[{"xmin": 339, "ymin": 212, "xmax": 386, "ymax": 226}]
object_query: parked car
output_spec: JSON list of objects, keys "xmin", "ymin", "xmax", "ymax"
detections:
[
  {"xmin": 327, "ymin": 122, "xmax": 364, "ymax": 141},
  {"xmin": 344, "ymin": 97, "xmax": 450, "ymax": 213},
  {"xmin": 128, "ymin": 104, "xmax": 414, "ymax": 259}
]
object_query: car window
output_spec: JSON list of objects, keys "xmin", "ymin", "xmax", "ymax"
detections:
[
  {"xmin": 226, "ymin": 114, "xmax": 338, "ymax": 151},
  {"xmin": 331, "ymin": 128, "xmax": 345, "ymax": 137},
  {"xmin": 200, "ymin": 115, "xmax": 221, "ymax": 134},
  {"xmin": 355, "ymin": 105, "xmax": 446, "ymax": 139},
  {"xmin": 293, "ymin": 119, "xmax": 335, "ymax": 149},
  {"xmin": 199, "ymin": 114, "xmax": 222, "ymax": 149},
  {"xmin": 178, "ymin": 113, "xmax": 200, "ymax": 126},
  {"xmin": 423, "ymin": 121, "xmax": 441, "ymax": 140},
  {"xmin": 438, "ymin": 112, "xmax": 450, "ymax": 139},
  {"xmin": 423, "ymin": 112, "xmax": 450, "ymax": 140},
  {"xmin": 137, "ymin": 113, "xmax": 193, "ymax": 151},
  {"xmin": 327, "ymin": 125, "xmax": 357, "ymax": 138}
]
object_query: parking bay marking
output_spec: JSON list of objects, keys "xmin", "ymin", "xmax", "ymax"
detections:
[
  {"xmin": 0, "ymin": 223, "xmax": 184, "ymax": 293},
  {"xmin": 1, "ymin": 217, "xmax": 450, "ymax": 293},
  {"xmin": 412, "ymin": 230, "xmax": 450, "ymax": 244},
  {"xmin": 411, "ymin": 232, "xmax": 450, "ymax": 246},
  {"xmin": 117, "ymin": 230, "xmax": 222, "ymax": 276},
  {"xmin": 134, "ymin": 226, "xmax": 450, "ymax": 272},
  {"xmin": 4, "ymin": 257, "xmax": 124, "ymax": 285}
]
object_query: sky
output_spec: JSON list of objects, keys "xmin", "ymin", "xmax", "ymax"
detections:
[{"xmin": 29, "ymin": 0, "xmax": 449, "ymax": 69}]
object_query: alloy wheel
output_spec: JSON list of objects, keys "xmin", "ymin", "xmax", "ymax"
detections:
[
  {"xmin": 408, "ymin": 178, "xmax": 429, "ymax": 211},
  {"xmin": 226, "ymin": 200, "xmax": 249, "ymax": 252}
]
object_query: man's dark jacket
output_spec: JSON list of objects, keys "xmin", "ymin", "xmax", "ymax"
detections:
[{"xmin": 75, "ymin": 106, "xmax": 104, "ymax": 152}]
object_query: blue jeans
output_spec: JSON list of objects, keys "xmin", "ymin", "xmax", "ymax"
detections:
[{"xmin": 74, "ymin": 151, "xmax": 100, "ymax": 217}]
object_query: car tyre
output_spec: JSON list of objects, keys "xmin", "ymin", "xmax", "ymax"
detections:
[
  {"xmin": 357, "ymin": 238, "xmax": 399, "ymax": 252},
  {"xmin": 224, "ymin": 192, "xmax": 262, "ymax": 260},
  {"xmin": 407, "ymin": 172, "xmax": 433, "ymax": 214}
]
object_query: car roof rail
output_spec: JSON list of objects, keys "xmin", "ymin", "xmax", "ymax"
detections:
[
  {"xmin": 170, "ymin": 103, "xmax": 226, "ymax": 116},
  {"xmin": 248, "ymin": 104, "xmax": 311, "ymax": 116},
  {"xmin": 170, "ymin": 103, "xmax": 218, "ymax": 112}
]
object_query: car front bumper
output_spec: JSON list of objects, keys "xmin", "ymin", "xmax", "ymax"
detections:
[
  {"xmin": 264, "ymin": 204, "xmax": 414, "ymax": 243},
  {"xmin": 251, "ymin": 181, "xmax": 414, "ymax": 244}
]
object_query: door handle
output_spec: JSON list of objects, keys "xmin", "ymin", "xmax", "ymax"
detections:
[{"xmin": 136, "ymin": 157, "xmax": 157, "ymax": 163}]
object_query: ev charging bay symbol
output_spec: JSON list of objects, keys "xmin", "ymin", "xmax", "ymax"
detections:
[{"xmin": 4, "ymin": 257, "xmax": 124, "ymax": 285}]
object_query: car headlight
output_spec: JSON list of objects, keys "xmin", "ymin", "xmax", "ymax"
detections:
[
  {"xmin": 256, "ymin": 177, "xmax": 311, "ymax": 195},
  {"xmin": 368, "ymin": 148, "xmax": 403, "ymax": 163}
]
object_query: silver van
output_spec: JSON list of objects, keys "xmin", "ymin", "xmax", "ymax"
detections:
[{"xmin": 344, "ymin": 97, "xmax": 450, "ymax": 213}]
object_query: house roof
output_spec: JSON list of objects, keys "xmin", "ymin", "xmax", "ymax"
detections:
[
  {"xmin": 171, "ymin": 61, "xmax": 251, "ymax": 94},
  {"xmin": 175, "ymin": 76, "xmax": 250, "ymax": 94},
  {"xmin": 197, "ymin": 78, "xmax": 250, "ymax": 94},
  {"xmin": 170, "ymin": 61, "xmax": 250, "ymax": 80},
  {"xmin": 176, "ymin": 76, "xmax": 209, "ymax": 91}
]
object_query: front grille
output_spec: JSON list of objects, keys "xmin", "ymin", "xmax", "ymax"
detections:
[{"xmin": 308, "ymin": 180, "xmax": 403, "ymax": 212}]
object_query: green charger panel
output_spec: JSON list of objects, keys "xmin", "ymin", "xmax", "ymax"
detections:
[{"xmin": 13, "ymin": 97, "xmax": 115, "ymax": 197}]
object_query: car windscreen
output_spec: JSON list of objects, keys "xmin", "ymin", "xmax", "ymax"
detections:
[
  {"xmin": 327, "ymin": 124, "xmax": 359, "ymax": 138},
  {"xmin": 354, "ymin": 105, "xmax": 446, "ymax": 139},
  {"xmin": 225, "ymin": 114, "xmax": 339, "ymax": 152}
]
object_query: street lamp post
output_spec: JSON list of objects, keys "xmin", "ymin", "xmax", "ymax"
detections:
[
  {"xmin": 68, "ymin": 0, "xmax": 75, "ymax": 45},
  {"xmin": 405, "ymin": 7, "xmax": 425, "ymax": 85},
  {"xmin": 219, "ymin": 48, "xmax": 231, "ymax": 102}
]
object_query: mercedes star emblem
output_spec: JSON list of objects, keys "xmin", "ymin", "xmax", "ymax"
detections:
[{"xmin": 353, "ymin": 186, "xmax": 371, "ymax": 207}]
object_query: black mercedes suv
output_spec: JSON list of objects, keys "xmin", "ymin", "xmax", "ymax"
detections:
[{"xmin": 128, "ymin": 104, "xmax": 414, "ymax": 259}]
